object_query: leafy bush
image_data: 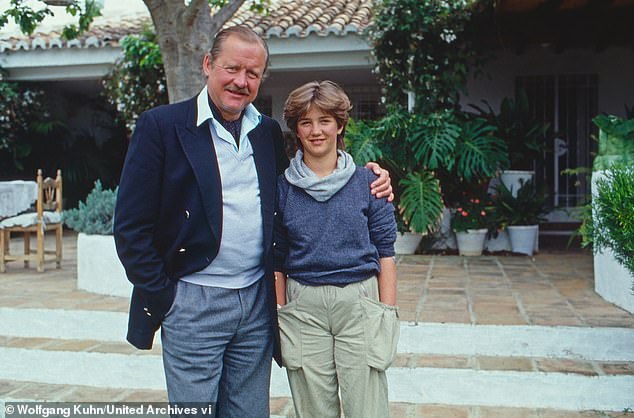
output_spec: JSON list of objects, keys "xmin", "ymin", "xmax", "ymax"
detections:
[
  {"xmin": 0, "ymin": 79, "xmax": 49, "ymax": 172},
  {"xmin": 587, "ymin": 165, "xmax": 634, "ymax": 278},
  {"xmin": 363, "ymin": 0, "xmax": 503, "ymax": 235},
  {"xmin": 592, "ymin": 114, "xmax": 634, "ymax": 171},
  {"xmin": 369, "ymin": 0, "xmax": 482, "ymax": 113},
  {"xmin": 64, "ymin": 180, "xmax": 117, "ymax": 235},
  {"xmin": 102, "ymin": 28, "xmax": 168, "ymax": 136}
]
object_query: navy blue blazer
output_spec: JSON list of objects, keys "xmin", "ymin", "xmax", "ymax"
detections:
[{"xmin": 114, "ymin": 95, "xmax": 288, "ymax": 359}]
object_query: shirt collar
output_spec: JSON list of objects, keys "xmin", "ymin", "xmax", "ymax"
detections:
[{"xmin": 195, "ymin": 86, "xmax": 261, "ymax": 128}]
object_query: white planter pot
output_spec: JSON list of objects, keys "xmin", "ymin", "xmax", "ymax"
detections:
[
  {"xmin": 430, "ymin": 207, "xmax": 457, "ymax": 250},
  {"xmin": 455, "ymin": 229, "xmax": 487, "ymax": 256},
  {"xmin": 500, "ymin": 170, "xmax": 534, "ymax": 197},
  {"xmin": 591, "ymin": 171, "xmax": 634, "ymax": 313},
  {"xmin": 77, "ymin": 233, "xmax": 131, "ymax": 298},
  {"xmin": 507, "ymin": 225, "xmax": 539, "ymax": 256},
  {"xmin": 484, "ymin": 229, "xmax": 511, "ymax": 252},
  {"xmin": 394, "ymin": 232, "xmax": 423, "ymax": 255}
]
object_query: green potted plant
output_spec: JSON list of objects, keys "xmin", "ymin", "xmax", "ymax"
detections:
[
  {"xmin": 451, "ymin": 192, "xmax": 497, "ymax": 256},
  {"xmin": 64, "ymin": 181, "xmax": 129, "ymax": 297},
  {"xmin": 585, "ymin": 113, "xmax": 634, "ymax": 312},
  {"xmin": 469, "ymin": 91, "xmax": 551, "ymax": 195},
  {"xmin": 493, "ymin": 179, "xmax": 547, "ymax": 256},
  {"xmin": 585, "ymin": 164, "xmax": 634, "ymax": 313}
]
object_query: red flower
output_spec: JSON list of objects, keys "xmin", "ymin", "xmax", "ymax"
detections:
[
  {"xmin": 461, "ymin": 211, "xmax": 468, "ymax": 217},
  {"xmin": 480, "ymin": 210, "xmax": 486, "ymax": 216},
  {"xmin": 474, "ymin": 199, "xmax": 480, "ymax": 204}
]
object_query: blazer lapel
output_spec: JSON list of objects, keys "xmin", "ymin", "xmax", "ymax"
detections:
[
  {"xmin": 176, "ymin": 102, "xmax": 223, "ymax": 242},
  {"xmin": 249, "ymin": 123, "xmax": 276, "ymax": 256}
]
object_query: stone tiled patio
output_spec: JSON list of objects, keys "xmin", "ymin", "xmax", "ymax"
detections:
[
  {"xmin": 397, "ymin": 252, "xmax": 634, "ymax": 328},
  {"xmin": 1, "ymin": 232, "xmax": 633, "ymax": 418},
  {"xmin": 2, "ymin": 233, "xmax": 632, "ymax": 329}
]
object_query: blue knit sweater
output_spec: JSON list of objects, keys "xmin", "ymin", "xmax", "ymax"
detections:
[{"xmin": 273, "ymin": 167, "xmax": 397, "ymax": 286}]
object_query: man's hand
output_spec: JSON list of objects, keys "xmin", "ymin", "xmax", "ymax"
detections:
[{"xmin": 366, "ymin": 162, "xmax": 394, "ymax": 202}]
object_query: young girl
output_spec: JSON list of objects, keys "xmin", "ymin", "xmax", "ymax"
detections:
[{"xmin": 274, "ymin": 80, "xmax": 399, "ymax": 418}]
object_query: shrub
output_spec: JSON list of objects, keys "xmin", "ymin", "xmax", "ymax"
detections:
[
  {"xmin": 0, "ymin": 79, "xmax": 49, "ymax": 172},
  {"xmin": 64, "ymin": 180, "xmax": 117, "ymax": 235},
  {"xmin": 102, "ymin": 28, "xmax": 168, "ymax": 136},
  {"xmin": 588, "ymin": 165, "xmax": 634, "ymax": 278}
]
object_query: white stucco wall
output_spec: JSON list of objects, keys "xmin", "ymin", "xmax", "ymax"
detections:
[
  {"xmin": 463, "ymin": 46, "xmax": 634, "ymax": 117},
  {"xmin": 77, "ymin": 233, "xmax": 131, "ymax": 298}
]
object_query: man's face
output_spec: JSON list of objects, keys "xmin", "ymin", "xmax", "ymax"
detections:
[{"xmin": 203, "ymin": 35, "xmax": 266, "ymax": 121}]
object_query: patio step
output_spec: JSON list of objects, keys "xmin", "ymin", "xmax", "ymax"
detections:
[{"xmin": 1, "ymin": 307, "xmax": 633, "ymax": 415}]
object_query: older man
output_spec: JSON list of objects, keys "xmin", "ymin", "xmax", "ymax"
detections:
[{"xmin": 114, "ymin": 26, "xmax": 391, "ymax": 417}]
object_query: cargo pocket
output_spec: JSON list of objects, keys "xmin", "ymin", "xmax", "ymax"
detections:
[
  {"xmin": 360, "ymin": 297, "xmax": 400, "ymax": 371},
  {"xmin": 277, "ymin": 304, "xmax": 303, "ymax": 370}
]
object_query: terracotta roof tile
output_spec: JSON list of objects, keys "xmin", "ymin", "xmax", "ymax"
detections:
[
  {"xmin": 0, "ymin": 0, "xmax": 373, "ymax": 52},
  {"xmin": 226, "ymin": 0, "xmax": 373, "ymax": 38}
]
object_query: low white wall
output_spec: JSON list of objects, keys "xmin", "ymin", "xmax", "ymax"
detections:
[
  {"xmin": 591, "ymin": 171, "xmax": 634, "ymax": 313},
  {"xmin": 594, "ymin": 248, "xmax": 634, "ymax": 314},
  {"xmin": 77, "ymin": 233, "xmax": 131, "ymax": 298}
]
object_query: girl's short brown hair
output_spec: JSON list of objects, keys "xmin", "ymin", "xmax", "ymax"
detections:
[{"xmin": 283, "ymin": 80, "xmax": 352, "ymax": 150}]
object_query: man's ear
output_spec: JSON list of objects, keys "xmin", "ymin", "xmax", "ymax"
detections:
[{"xmin": 202, "ymin": 54, "xmax": 211, "ymax": 78}]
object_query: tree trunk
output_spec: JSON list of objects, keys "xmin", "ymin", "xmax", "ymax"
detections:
[{"xmin": 144, "ymin": 0, "xmax": 247, "ymax": 103}]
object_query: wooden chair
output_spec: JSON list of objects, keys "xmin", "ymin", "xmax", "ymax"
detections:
[{"xmin": 0, "ymin": 169, "xmax": 63, "ymax": 273}]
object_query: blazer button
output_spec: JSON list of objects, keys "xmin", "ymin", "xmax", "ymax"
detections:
[
  {"xmin": 179, "ymin": 248, "xmax": 186, "ymax": 253},
  {"xmin": 185, "ymin": 210, "xmax": 190, "ymax": 219}
]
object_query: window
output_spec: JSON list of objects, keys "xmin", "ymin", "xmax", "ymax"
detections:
[{"xmin": 516, "ymin": 74, "xmax": 598, "ymax": 208}]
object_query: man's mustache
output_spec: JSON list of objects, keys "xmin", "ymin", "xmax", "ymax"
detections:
[{"xmin": 226, "ymin": 86, "xmax": 249, "ymax": 95}]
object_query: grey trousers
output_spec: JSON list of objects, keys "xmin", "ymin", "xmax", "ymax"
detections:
[
  {"xmin": 161, "ymin": 278, "xmax": 273, "ymax": 418},
  {"xmin": 278, "ymin": 276, "xmax": 399, "ymax": 418}
]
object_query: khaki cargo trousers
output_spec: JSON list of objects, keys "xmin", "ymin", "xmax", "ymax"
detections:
[{"xmin": 278, "ymin": 276, "xmax": 400, "ymax": 418}]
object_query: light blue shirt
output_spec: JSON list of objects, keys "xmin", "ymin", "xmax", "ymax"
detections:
[{"xmin": 181, "ymin": 87, "xmax": 264, "ymax": 289}]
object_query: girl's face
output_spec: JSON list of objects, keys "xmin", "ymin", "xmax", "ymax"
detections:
[{"xmin": 296, "ymin": 106, "xmax": 343, "ymax": 161}]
